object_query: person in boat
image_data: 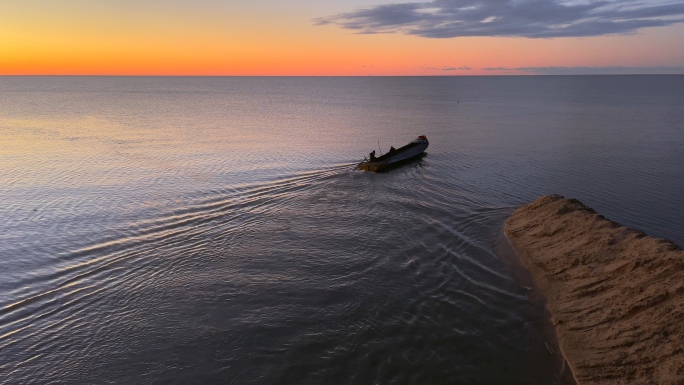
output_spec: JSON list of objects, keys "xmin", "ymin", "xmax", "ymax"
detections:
[
  {"xmin": 369, "ymin": 150, "xmax": 376, "ymax": 162},
  {"xmin": 389, "ymin": 146, "xmax": 396, "ymax": 154}
]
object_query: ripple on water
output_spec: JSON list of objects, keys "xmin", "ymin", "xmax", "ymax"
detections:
[{"xmin": 0, "ymin": 163, "xmax": 567, "ymax": 384}]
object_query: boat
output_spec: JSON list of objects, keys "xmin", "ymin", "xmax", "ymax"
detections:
[{"xmin": 357, "ymin": 135, "xmax": 429, "ymax": 172}]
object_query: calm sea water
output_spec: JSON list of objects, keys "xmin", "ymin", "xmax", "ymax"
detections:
[{"xmin": 1, "ymin": 76, "xmax": 683, "ymax": 384}]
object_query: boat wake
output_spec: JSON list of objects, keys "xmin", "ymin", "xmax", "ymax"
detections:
[{"xmin": 1, "ymin": 162, "xmax": 565, "ymax": 384}]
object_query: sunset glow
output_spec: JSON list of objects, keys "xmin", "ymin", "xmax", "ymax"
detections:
[{"xmin": 2, "ymin": 0, "xmax": 684, "ymax": 75}]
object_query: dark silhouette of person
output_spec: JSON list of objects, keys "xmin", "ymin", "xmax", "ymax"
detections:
[
  {"xmin": 369, "ymin": 150, "xmax": 376, "ymax": 161},
  {"xmin": 389, "ymin": 146, "xmax": 396, "ymax": 154}
]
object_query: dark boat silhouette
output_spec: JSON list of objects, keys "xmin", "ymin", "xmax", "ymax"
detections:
[{"xmin": 358, "ymin": 135, "xmax": 429, "ymax": 172}]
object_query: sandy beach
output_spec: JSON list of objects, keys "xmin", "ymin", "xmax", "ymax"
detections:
[{"xmin": 505, "ymin": 195, "xmax": 683, "ymax": 385}]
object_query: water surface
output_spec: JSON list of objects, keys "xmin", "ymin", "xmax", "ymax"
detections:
[{"xmin": 1, "ymin": 76, "xmax": 683, "ymax": 384}]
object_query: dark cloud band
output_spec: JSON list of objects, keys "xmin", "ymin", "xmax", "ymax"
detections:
[
  {"xmin": 314, "ymin": 0, "xmax": 684, "ymax": 38},
  {"xmin": 485, "ymin": 66, "xmax": 684, "ymax": 74}
]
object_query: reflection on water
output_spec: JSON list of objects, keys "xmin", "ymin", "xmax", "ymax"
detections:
[{"xmin": 1, "ymin": 76, "xmax": 683, "ymax": 384}]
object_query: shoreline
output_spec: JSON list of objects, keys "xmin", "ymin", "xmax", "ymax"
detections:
[
  {"xmin": 495, "ymin": 229, "xmax": 577, "ymax": 385},
  {"xmin": 504, "ymin": 195, "xmax": 683, "ymax": 385}
]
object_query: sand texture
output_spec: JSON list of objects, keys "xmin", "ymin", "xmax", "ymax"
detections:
[{"xmin": 505, "ymin": 195, "xmax": 684, "ymax": 385}]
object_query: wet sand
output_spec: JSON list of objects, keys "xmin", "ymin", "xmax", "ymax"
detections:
[{"xmin": 505, "ymin": 195, "xmax": 683, "ymax": 385}]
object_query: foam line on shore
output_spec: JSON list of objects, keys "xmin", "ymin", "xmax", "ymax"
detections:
[{"xmin": 505, "ymin": 195, "xmax": 683, "ymax": 385}]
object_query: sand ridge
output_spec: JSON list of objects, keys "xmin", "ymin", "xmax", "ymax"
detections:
[{"xmin": 505, "ymin": 195, "xmax": 683, "ymax": 385}]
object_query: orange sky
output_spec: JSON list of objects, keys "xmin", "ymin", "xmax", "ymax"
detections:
[{"xmin": 2, "ymin": 1, "xmax": 683, "ymax": 75}]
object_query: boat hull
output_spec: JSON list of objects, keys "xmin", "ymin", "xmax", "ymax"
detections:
[{"xmin": 358, "ymin": 139, "xmax": 428, "ymax": 172}]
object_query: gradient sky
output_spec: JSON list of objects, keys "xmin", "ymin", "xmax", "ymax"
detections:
[{"xmin": 2, "ymin": 0, "xmax": 684, "ymax": 75}]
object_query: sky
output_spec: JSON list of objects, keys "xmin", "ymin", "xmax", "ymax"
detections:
[{"xmin": 1, "ymin": 0, "xmax": 684, "ymax": 75}]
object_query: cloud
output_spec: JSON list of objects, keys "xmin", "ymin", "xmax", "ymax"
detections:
[
  {"xmin": 314, "ymin": 0, "xmax": 684, "ymax": 38},
  {"xmin": 425, "ymin": 66, "xmax": 472, "ymax": 70},
  {"xmin": 483, "ymin": 66, "xmax": 684, "ymax": 74},
  {"xmin": 442, "ymin": 66, "xmax": 472, "ymax": 71}
]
